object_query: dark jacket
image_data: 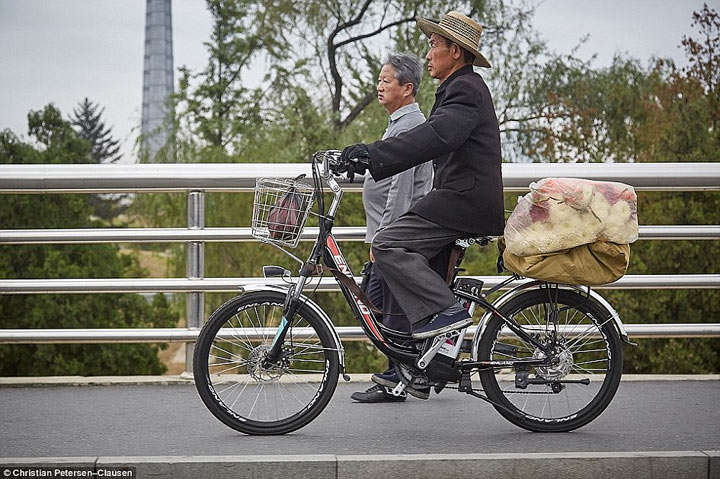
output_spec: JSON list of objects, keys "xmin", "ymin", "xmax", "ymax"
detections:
[{"xmin": 366, "ymin": 65, "xmax": 505, "ymax": 235}]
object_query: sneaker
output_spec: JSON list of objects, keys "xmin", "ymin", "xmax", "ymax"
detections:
[
  {"xmin": 412, "ymin": 310, "xmax": 473, "ymax": 339},
  {"xmin": 371, "ymin": 369, "xmax": 400, "ymax": 385},
  {"xmin": 371, "ymin": 370, "xmax": 431, "ymax": 400},
  {"xmin": 350, "ymin": 384, "xmax": 406, "ymax": 403}
]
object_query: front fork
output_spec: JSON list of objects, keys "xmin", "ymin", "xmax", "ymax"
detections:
[{"xmin": 262, "ymin": 273, "xmax": 311, "ymax": 366}]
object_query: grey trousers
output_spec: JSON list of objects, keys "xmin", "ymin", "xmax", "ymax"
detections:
[{"xmin": 371, "ymin": 213, "xmax": 467, "ymax": 324}]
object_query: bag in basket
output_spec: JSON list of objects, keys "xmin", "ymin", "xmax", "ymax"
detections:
[{"xmin": 267, "ymin": 188, "xmax": 302, "ymax": 240}]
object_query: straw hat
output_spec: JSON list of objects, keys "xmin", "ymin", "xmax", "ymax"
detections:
[{"xmin": 417, "ymin": 11, "xmax": 491, "ymax": 68}]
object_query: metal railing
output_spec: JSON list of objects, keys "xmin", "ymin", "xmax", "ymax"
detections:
[
  {"xmin": 1, "ymin": 162, "xmax": 719, "ymax": 370},
  {"xmin": 3, "ymin": 162, "xmax": 719, "ymax": 192}
]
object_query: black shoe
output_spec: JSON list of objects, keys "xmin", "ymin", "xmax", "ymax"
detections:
[
  {"xmin": 350, "ymin": 384, "xmax": 406, "ymax": 403},
  {"xmin": 412, "ymin": 310, "xmax": 473, "ymax": 339},
  {"xmin": 371, "ymin": 371, "xmax": 431, "ymax": 400}
]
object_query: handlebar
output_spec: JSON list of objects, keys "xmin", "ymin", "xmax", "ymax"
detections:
[
  {"xmin": 311, "ymin": 150, "xmax": 344, "ymax": 216},
  {"xmin": 312, "ymin": 149, "xmax": 344, "ymax": 180}
]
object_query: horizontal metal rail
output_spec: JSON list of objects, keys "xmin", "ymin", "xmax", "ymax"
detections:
[
  {"xmin": 0, "ymin": 275, "xmax": 718, "ymax": 294},
  {"xmin": 1, "ymin": 323, "xmax": 717, "ymax": 344},
  {"xmin": 1, "ymin": 225, "xmax": 718, "ymax": 244},
  {"xmin": 1, "ymin": 162, "xmax": 719, "ymax": 193}
]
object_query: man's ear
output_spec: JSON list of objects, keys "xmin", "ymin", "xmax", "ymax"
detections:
[
  {"xmin": 451, "ymin": 43, "xmax": 462, "ymax": 60},
  {"xmin": 403, "ymin": 83, "xmax": 414, "ymax": 97}
]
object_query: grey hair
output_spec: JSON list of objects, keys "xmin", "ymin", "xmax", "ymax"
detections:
[{"xmin": 384, "ymin": 53, "xmax": 423, "ymax": 96}]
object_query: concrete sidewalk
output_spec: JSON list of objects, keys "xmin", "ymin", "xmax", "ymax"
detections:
[
  {"xmin": 2, "ymin": 451, "xmax": 719, "ymax": 479},
  {"xmin": 2, "ymin": 379, "xmax": 719, "ymax": 478}
]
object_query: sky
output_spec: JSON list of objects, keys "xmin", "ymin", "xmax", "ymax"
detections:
[{"xmin": 0, "ymin": 0, "xmax": 709, "ymax": 161}]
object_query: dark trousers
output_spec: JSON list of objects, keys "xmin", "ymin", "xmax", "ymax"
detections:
[
  {"xmin": 366, "ymin": 262, "xmax": 411, "ymax": 333},
  {"xmin": 366, "ymin": 261, "xmax": 409, "ymax": 372},
  {"xmin": 372, "ymin": 213, "xmax": 466, "ymax": 325}
]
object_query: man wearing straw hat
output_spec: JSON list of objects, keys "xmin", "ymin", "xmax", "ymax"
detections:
[{"xmin": 337, "ymin": 11, "xmax": 504, "ymax": 357}]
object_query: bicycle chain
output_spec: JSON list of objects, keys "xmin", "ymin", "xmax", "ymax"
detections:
[{"xmin": 444, "ymin": 384, "xmax": 559, "ymax": 395}]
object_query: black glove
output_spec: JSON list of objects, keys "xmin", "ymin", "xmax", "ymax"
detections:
[{"xmin": 338, "ymin": 143, "xmax": 370, "ymax": 182}]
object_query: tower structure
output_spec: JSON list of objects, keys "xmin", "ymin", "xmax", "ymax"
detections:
[{"xmin": 141, "ymin": 0, "xmax": 174, "ymax": 161}]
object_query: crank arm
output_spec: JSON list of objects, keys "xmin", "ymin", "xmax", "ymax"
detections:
[{"xmin": 417, "ymin": 330, "xmax": 460, "ymax": 369}]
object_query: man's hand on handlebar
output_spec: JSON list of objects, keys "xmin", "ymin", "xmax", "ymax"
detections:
[{"xmin": 334, "ymin": 143, "xmax": 370, "ymax": 182}]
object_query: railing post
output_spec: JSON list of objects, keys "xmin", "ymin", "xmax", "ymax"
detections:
[{"xmin": 185, "ymin": 190, "xmax": 205, "ymax": 373}]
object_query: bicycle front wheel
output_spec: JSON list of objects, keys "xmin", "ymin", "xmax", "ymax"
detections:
[
  {"xmin": 477, "ymin": 288, "xmax": 623, "ymax": 432},
  {"xmin": 193, "ymin": 291, "xmax": 340, "ymax": 435}
]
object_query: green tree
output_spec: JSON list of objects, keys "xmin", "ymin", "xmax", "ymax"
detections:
[
  {"xmin": 138, "ymin": 2, "xmax": 719, "ymax": 373},
  {"xmin": 173, "ymin": 0, "xmax": 296, "ymax": 159},
  {"xmin": 70, "ymin": 98, "xmax": 122, "ymax": 164},
  {"xmin": 0, "ymin": 105, "xmax": 178, "ymax": 376},
  {"xmin": 606, "ymin": 4, "xmax": 720, "ymax": 373},
  {"xmin": 506, "ymin": 4, "xmax": 720, "ymax": 372},
  {"xmin": 70, "ymin": 98, "xmax": 127, "ymax": 220}
]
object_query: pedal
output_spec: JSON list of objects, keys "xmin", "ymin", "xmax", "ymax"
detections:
[
  {"xmin": 515, "ymin": 365, "xmax": 530, "ymax": 389},
  {"xmin": 458, "ymin": 370, "xmax": 473, "ymax": 393},
  {"xmin": 390, "ymin": 381, "xmax": 407, "ymax": 397}
]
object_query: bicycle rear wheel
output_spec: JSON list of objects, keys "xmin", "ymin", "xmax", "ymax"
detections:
[
  {"xmin": 477, "ymin": 288, "xmax": 623, "ymax": 432},
  {"xmin": 193, "ymin": 291, "xmax": 340, "ymax": 435}
]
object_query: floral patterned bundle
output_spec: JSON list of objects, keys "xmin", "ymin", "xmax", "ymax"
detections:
[{"xmin": 504, "ymin": 178, "xmax": 639, "ymax": 256}]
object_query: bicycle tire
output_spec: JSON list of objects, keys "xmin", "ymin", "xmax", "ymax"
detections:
[
  {"xmin": 477, "ymin": 288, "xmax": 623, "ymax": 432},
  {"xmin": 193, "ymin": 291, "xmax": 340, "ymax": 435}
]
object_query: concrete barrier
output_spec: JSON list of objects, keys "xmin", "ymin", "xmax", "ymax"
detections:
[
  {"xmin": 708, "ymin": 450, "xmax": 720, "ymax": 479},
  {"xmin": 2, "ymin": 451, "xmax": 717, "ymax": 479}
]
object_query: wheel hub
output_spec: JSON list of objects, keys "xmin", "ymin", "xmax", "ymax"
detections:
[
  {"xmin": 533, "ymin": 345, "xmax": 573, "ymax": 380},
  {"xmin": 247, "ymin": 346, "xmax": 285, "ymax": 382}
]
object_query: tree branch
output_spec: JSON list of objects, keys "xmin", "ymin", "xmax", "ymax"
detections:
[
  {"xmin": 327, "ymin": 0, "xmax": 374, "ymax": 126},
  {"xmin": 339, "ymin": 89, "xmax": 376, "ymax": 129},
  {"xmin": 335, "ymin": 15, "xmax": 416, "ymax": 49}
]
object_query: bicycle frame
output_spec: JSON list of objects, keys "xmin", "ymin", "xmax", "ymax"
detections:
[{"xmin": 264, "ymin": 152, "xmax": 556, "ymax": 374}]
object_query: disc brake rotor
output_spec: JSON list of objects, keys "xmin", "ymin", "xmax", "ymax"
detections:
[
  {"xmin": 246, "ymin": 345, "xmax": 285, "ymax": 382},
  {"xmin": 533, "ymin": 345, "xmax": 573, "ymax": 380}
]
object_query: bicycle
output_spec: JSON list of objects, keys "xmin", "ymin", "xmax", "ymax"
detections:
[{"xmin": 193, "ymin": 150, "xmax": 632, "ymax": 435}]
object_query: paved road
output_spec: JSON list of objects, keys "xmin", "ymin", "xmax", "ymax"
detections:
[{"xmin": 1, "ymin": 381, "xmax": 718, "ymax": 457}]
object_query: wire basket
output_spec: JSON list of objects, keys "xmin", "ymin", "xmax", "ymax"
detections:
[{"xmin": 252, "ymin": 177, "xmax": 315, "ymax": 248}]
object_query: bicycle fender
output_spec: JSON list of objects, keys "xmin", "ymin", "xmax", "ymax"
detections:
[
  {"xmin": 239, "ymin": 284, "xmax": 346, "ymax": 369},
  {"xmin": 470, "ymin": 280, "xmax": 632, "ymax": 361}
]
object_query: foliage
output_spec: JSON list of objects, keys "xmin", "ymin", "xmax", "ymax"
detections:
[
  {"xmin": 69, "ymin": 97, "xmax": 127, "ymax": 220},
  {"xmin": 556, "ymin": 7, "xmax": 717, "ymax": 372},
  {"xmin": 134, "ymin": 2, "xmax": 720, "ymax": 373},
  {"xmin": 173, "ymin": 0, "xmax": 296, "ymax": 156},
  {"xmin": 0, "ymin": 105, "xmax": 178, "ymax": 376},
  {"xmin": 70, "ymin": 98, "xmax": 122, "ymax": 164}
]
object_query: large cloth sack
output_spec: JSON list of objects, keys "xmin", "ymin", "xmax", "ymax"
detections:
[
  {"xmin": 504, "ymin": 178, "xmax": 638, "ymax": 256},
  {"xmin": 502, "ymin": 240, "xmax": 631, "ymax": 286}
]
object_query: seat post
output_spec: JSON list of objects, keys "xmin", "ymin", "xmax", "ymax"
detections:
[{"xmin": 445, "ymin": 244, "xmax": 468, "ymax": 285}]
